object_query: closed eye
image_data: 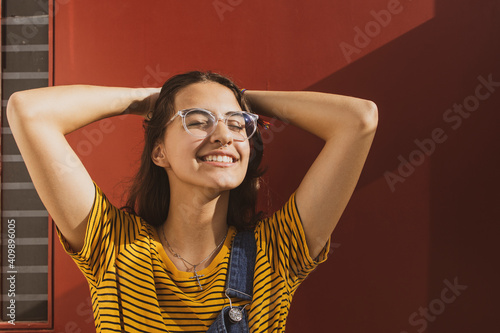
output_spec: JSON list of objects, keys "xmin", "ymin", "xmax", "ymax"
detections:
[{"xmin": 186, "ymin": 120, "xmax": 211, "ymax": 129}]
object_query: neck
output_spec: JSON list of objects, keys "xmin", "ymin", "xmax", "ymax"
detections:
[{"xmin": 159, "ymin": 186, "xmax": 230, "ymax": 271}]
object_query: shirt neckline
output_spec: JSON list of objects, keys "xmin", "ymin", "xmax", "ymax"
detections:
[{"xmin": 152, "ymin": 225, "xmax": 237, "ymax": 280}]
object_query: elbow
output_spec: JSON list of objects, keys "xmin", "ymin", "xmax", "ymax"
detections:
[
  {"xmin": 358, "ymin": 100, "xmax": 378, "ymax": 134},
  {"xmin": 6, "ymin": 91, "xmax": 39, "ymax": 125},
  {"xmin": 6, "ymin": 92, "xmax": 19, "ymax": 121},
  {"xmin": 7, "ymin": 91, "xmax": 26, "ymax": 121},
  {"xmin": 6, "ymin": 92, "xmax": 24, "ymax": 126},
  {"xmin": 6, "ymin": 91, "xmax": 46, "ymax": 136}
]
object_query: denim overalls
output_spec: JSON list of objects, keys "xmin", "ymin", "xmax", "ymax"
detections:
[{"xmin": 206, "ymin": 230, "xmax": 256, "ymax": 333}]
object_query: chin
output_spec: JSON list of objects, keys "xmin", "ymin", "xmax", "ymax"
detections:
[
  {"xmin": 208, "ymin": 181, "xmax": 242, "ymax": 193},
  {"xmin": 201, "ymin": 177, "xmax": 244, "ymax": 193}
]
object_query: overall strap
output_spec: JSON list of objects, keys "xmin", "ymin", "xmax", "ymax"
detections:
[
  {"xmin": 226, "ymin": 230, "xmax": 256, "ymax": 300},
  {"xmin": 206, "ymin": 230, "xmax": 256, "ymax": 333}
]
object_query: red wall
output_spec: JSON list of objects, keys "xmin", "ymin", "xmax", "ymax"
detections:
[{"xmin": 52, "ymin": 0, "xmax": 500, "ymax": 332}]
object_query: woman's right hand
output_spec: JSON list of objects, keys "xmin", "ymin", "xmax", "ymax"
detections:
[{"xmin": 123, "ymin": 87, "xmax": 161, "ymax": 119}]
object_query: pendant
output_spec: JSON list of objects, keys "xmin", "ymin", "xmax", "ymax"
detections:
[
  {"xmin": 228, "ymin": 307, "xmax": 243, "ymax": 323},
  {"xmin": 189, "ymin": 267, "xmax": 204, "ymax": 291}
]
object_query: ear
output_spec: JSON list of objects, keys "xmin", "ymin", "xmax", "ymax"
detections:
[{"xmin": 151, "ymin": 143, "xmax": 169, "ymax": 168}]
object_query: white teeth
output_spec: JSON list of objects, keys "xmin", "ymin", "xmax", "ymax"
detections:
[{"xmin": 204, "ymin": 155, "xmax": 234, "ymax": 163}]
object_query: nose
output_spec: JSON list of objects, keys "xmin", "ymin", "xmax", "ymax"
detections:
[{"xmin": 209, "ymin": 118, "xmax": 233, "ymax": 146}]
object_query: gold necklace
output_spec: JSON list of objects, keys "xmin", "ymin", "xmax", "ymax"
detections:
[{"xmin": 161, "ymin": 226, "xmax": 227, "ymax": 291}]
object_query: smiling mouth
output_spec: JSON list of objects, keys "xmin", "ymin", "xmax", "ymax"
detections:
[{"xmin": 201, "ymin": 155, "xmax": 236, "ymax": 163}]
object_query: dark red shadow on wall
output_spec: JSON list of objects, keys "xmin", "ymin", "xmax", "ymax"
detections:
[{"xmin": 283, "ymin": 0, "xmax": 500, "ymax": 332}]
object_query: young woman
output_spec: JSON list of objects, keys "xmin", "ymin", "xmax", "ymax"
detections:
[{"xmin": 7, "ymin": 71, "xmax": 377, "ymax": 332}]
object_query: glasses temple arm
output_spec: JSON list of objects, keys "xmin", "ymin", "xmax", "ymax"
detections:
[{"xmin": 165, "ymin": 111, "xmax": 181, "ymax": 126}]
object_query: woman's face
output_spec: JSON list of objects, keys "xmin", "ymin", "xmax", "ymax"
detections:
[{"xmin": 154, "ymin": 81, "xmax": 250, "ymax": 195}]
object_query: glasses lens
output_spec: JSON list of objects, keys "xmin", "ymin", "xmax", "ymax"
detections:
[
  {"xmin": 184, "ymin": 109, "xmax": 215, "ymax": 138},
  {"xmin": 228, "ymin": 112, "xmax": 258, "ymax": 141},
  {"xmin": 182, "ymin": 109, "xmax": 257, "ymax": 141}
]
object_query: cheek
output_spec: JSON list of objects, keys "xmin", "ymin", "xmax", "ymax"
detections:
[
  {"xmin": 164, "ymin": 146, "xmax": 196, "ymax": 169},
  {"xmin": 237, "ymin": 142, "xmax": 251, "ymax": 163},
  {"xmin": 237, "ymin": 145, "xmax": 252, "ymax": 179},
  {"xmin": 164, "ymin": 127, "xmax": 197, "ymax": 153}
]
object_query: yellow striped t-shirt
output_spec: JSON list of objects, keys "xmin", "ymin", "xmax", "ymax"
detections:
[{"xmin": 57, "ymin": 183, "xmax": 330, "ymax": 332}]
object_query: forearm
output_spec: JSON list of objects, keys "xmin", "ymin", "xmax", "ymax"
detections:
[
  {"xmin": 7, "ymin": 85, "xmax": 159, "ymax": 135},
  {"xmin": 244, "ymin": 90, "xmax": 378, "ymax": 141}
]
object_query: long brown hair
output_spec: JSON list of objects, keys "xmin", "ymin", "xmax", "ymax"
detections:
[{"xmin": 123, "ymin": 71, "xmax": 265, "ymax": 230}]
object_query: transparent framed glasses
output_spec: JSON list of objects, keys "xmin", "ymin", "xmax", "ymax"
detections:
[{"xmin": 167, "ymin": 108, "xmax": 259, "ymax": 142}]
